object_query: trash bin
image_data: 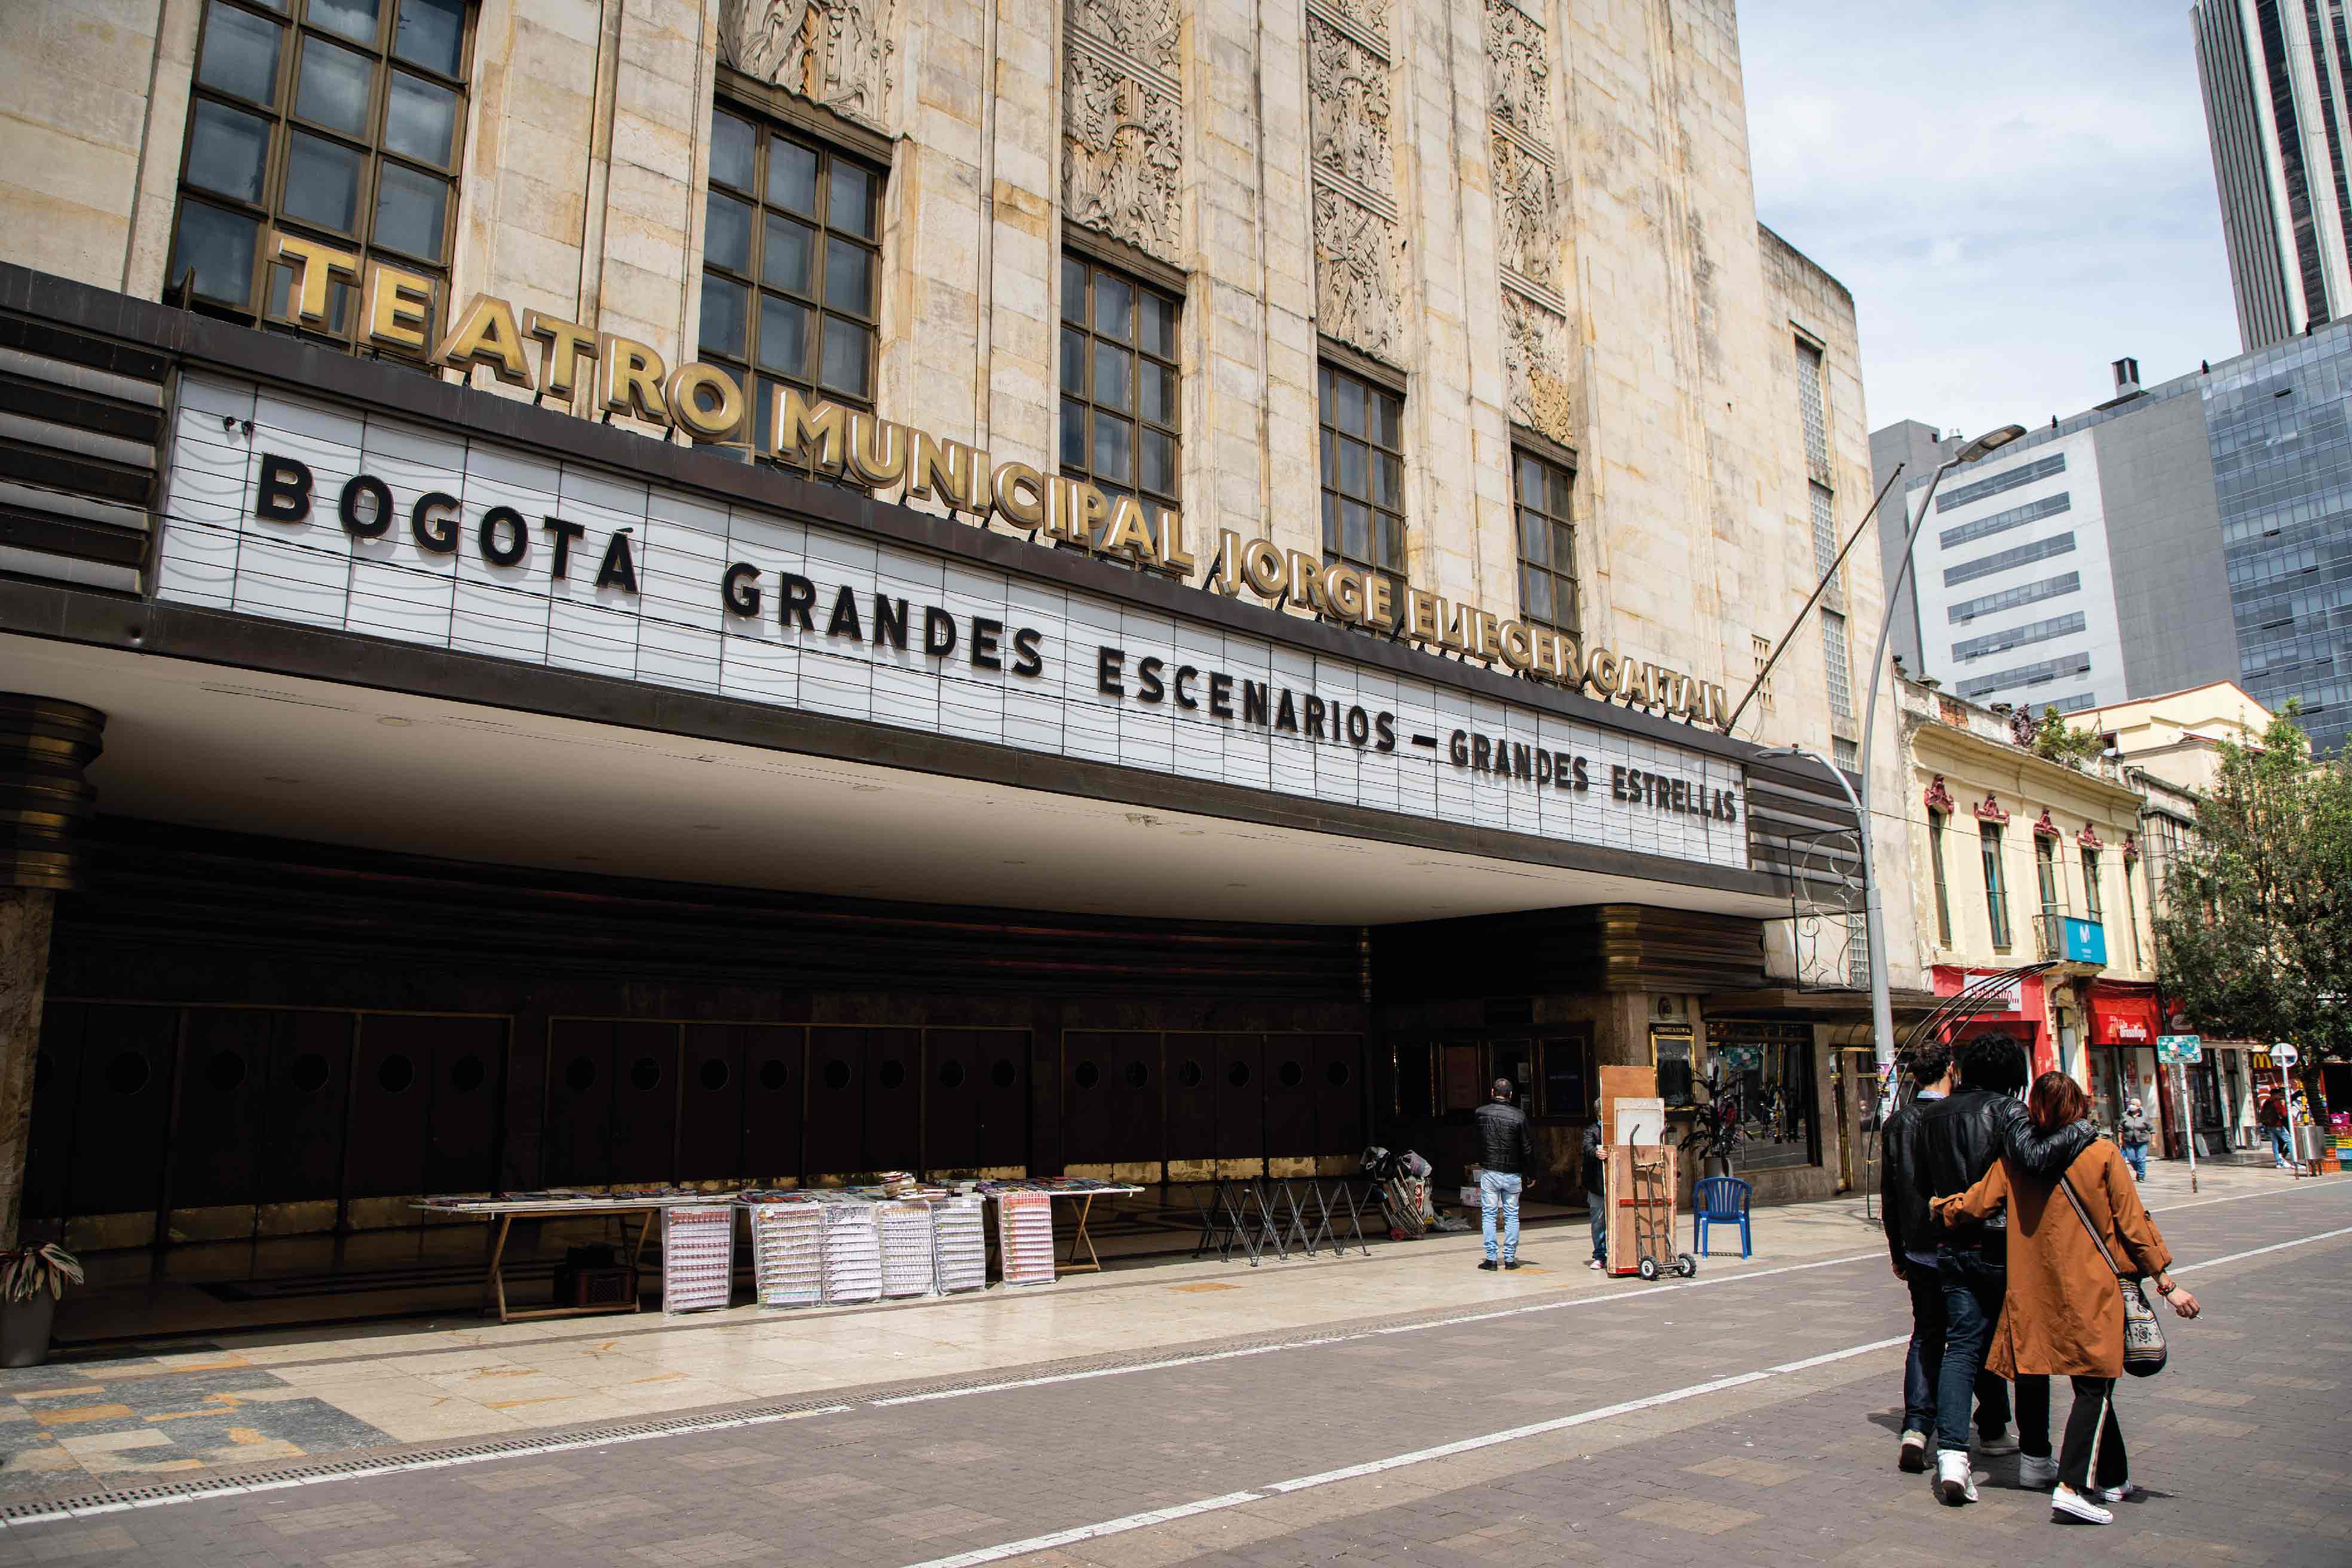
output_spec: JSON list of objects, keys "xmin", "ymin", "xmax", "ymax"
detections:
[{"xmin": 2296, "ymin": 1125, "xmax": 2331, "ymax": 1166}]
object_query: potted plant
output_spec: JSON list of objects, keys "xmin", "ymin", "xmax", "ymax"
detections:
[
  {"xmin": 1679, "ymin": 1065, "xmax": 1744, "ymax": 1181},
  {"xmin": 1, "ymin": 1242, "xmax": 84, "ymax": 1368}
]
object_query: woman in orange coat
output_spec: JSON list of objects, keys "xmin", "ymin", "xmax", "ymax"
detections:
[{"xmin": 1936, "ymin": 1072, "xmax": 2202, "ymax": 1526}]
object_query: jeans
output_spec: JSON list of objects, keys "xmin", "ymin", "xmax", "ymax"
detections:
[
  {"xmin": 1906, "ymin": 1257, "xmax": 2012, "ymax": 1441},
  {"xmin": 2017, "ymin": 1374, "xmax": 2127, "ymax": 1492},
  {"xmin": 2269, "ymin": 1126, "xmax": 2293, "ymax": 1167},
  {"xmin": 1480, "ymin": 1170, "xmax": 1523, "ymax": 1262},
  {"xmin": 1586, "ymin": 1190, "xmax": 1606, "ymax": 1263},
  {"xmin": 1934, "ymin": 1245, "xmax": 2009, "ymax": 1453},
  {"xmin": 2121, "ymin": 1141, "xmax": 2148, "ymax": 1180}
]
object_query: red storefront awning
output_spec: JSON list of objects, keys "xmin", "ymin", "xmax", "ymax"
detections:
[{"xmin": 2088, "ymin": 984, "xmax": 2161, "ymax": 1046}]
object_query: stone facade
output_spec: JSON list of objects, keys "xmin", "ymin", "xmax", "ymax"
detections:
[{"xmin": 0, "ymin": 0, "xmax": 1897, "ymax": 972}]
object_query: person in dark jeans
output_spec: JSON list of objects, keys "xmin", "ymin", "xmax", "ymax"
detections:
[
  {"xmin": 1582, "ymin": 1119, "xmax": 1607, "ymax": 1270},
  {"xmin": 1910, "ymin": 1036, "xmax": 2094, "ymax": 1506},
  {"xmin": 1473, "ymin": 1078, "xmax": 1535, "ymax": 1270},
  {"xmin": 1884, "ymin": 1041, "xmax": 1981, "ymax": 1471}
]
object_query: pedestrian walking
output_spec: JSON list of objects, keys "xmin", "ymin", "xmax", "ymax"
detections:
[
  {"xmin": 1909, "ymin": 1036, "xmax": 2094, "ymax": 1505},
  {"xmin": 2117, "ymin": 1098, "xmax": 2153, "ymax": 1181},
  {"xmin": 1936, "ymin": 1071, "xmax": 2203, "ymax": 1526},
  {"xmin": 1474, "ymin": 1078, "xmax": 1533, "ymax": 1272},
  {"xmin": 1581, "ymin": 1117, "xmax": 1607, "ymax": 1270},
  {"xmin": 2259, "ymin": 1089, "xmax": 2292, "ymax": 1169}
]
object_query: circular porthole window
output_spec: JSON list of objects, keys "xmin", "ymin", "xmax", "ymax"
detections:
[
  {"xmin": 206, "ymin": 1051, "xmax": 247, "ymax": 1092},
  {"xmin": 449, "ymin": 1056, "xmax": 486, "ymax": 1092},
  {"xmin": 629, "ymin": 1057, "xmax": 662, "ymax": 1092},
  {"xmin": 378, "ymin": 1055, "xmax": 417, "ymax": 1094},
  {"xmin": 938, "ymin": 1059, "xmax": 966, "ymax": 1090},
  {"xmin": 699, "ymin": 1058, "xmax": 731, "ymax": 1092},
  {"xmin": 103, "ymin": 1051, "xmax": 150, "ymax": 1097},
  {"xmin": 878, "ymin": 1060, "xmax": 906, "ymax": 1091},
  {"xmin": 564, "ymin": 1056, "xmax": 596, "ymax": 1093},
  {"xmin": 289, "ymin": 1053, "xmax": 330, "ymax": 1094},
  {"xmin": 1124, "ymin": 1061, "xmax": 1149, "ymax": 1089},
  {"xmin": 1326, "ymin": 1059, "xmax": 1352, "ymax": 1088},
  {"xmin": 1073, "ymin": 1061, "xmax": 1100, "ymax": 1089},
  {"xmin": 1278, "ymin": 1059, "xmax": 1304, "ymax": 1089},
  {"xmin": 1175, "ymin": 1060, "xmax": 1203, "ymax": 1089},
  {"xmin": 823, "ymin": 1059, "xmax": 853, "ymax": 1092},
  {"xmin": 990, "ymin": 1059, "xmax": 1018, "ymax": 1089},
  {"xmin": 1227, "ymin": 1061, "xmax": 1251, "ymax": 1089},
  {"xmin": 758, "ymin": 1059, "xmax": 789, "ymax": 1092}
]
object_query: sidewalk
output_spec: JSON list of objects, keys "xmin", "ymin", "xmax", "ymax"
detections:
[{"xmin": 0, "ymin": 1160, "xmax": 2312, "ymax": 1502}]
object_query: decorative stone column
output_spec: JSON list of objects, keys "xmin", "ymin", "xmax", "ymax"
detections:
[{"xmin": 0, "ymin": 696, "xmax": 106, "ymax": 1248}]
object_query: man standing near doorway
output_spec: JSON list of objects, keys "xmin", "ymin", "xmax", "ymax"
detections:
[
  {"xmin": 1475, "ymin": 1078, "xmax": 1534, "ymax": 1271},
  {"xmin": 2260, "ymin": 1089, "xmax": 2292, "ymax": 1168},
  {"xmin": 1581, "ymin": 1116, "xmax": 1607, "ymax": 1270}
]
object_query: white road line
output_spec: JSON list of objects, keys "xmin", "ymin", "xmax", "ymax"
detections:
[{"xmin": 893, "ymin": 1215, "xmax": 2352, "ymax": 1568}]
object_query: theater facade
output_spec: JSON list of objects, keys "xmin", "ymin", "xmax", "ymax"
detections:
[{"xmin": 0, "ymin": 0, "xmax": 1907, "ymax": 1271}]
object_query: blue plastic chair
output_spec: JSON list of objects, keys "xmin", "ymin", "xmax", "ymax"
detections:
[{"xmin": 1692, "ymin": 1177, "xmax": 1752, "ymax": 1258}]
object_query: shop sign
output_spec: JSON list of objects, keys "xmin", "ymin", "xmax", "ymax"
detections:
[
  {"xmin": 2156, "ymin": 1035, "xmax": 2203, "ymax": 1065},
  {"xmin": 159, "ymin": 375, "xmax": 1751, "ymax": 871},
  {"xmin": 1962, "ymin": 972, "xmax": 2025, "ymax": 1014},
  {"xmin": 257, "ymin": 233, "xmax": 1731, "ymax": 727},
  {"xmin": 2274, "ymin": 1042, "xmax": 2301, "ymax": 1067}
]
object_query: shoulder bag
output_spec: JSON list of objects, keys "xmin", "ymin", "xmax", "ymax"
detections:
[{"xmin": 2056, "ymin": 1169, "xmax": 2167, "ymax": 1377}]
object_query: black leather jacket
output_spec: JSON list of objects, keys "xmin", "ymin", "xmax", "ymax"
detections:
[
  {"xmin": 1475, "ymin": 1100, "xmax": 1535, "ymax": 1177},
  {"xmin": 1886, "ymin": 1089, "xmax": 2094, "ymax": 1265}
]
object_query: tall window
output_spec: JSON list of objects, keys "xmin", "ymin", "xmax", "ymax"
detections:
[
  {"xmin": 1821, "ymin": 610, "xmax": 1855, "ymax": 721},
  {"xmin": 2035, "ymin": 834, "xmax": 2061, "ymax": 914},
  {"xmin": 1752, "ymin": 634, "xmax": 1775, "ymax": 713},
  {"xmin": 1319, "ymin": 361, "xmax": 1405, "ymax": 589},
  {"xmin": 1059, "ymin": 255, "xmax": 1180, "ymax": 518},
  {"xmin": 2123, "ymin": 858, "xmax": 2144, "ymax": 967},
  {"xmin": 1928, "ymin": 812, "xmax": 1953, "ymax": 947},
  {"xmin": 1981, "ymin": 823, "xmax": 2012, "ymax": 950},
  {"xmin": 2080, "ymin": 847, "xmax": 2104, "ymax": 922},
  {"xmin": 169, "ymin": 0, "xmax": 470, "ymax": 347},
  {"xmin": 699, "ymin": 106, "xmax": 883, "ymax": 440},
  {"xmin": 1513, "ymin": 449, "xmax": 1578, "ymax": 635}
]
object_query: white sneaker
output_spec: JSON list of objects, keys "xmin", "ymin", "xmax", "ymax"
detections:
[
  {"xmin": 1976, "ymin": 1428, "xmax": 2019, "ymax": 1456},
  {"xmin": 2019, "ymin": 1454, "xmax": 2059, "ymax": 1487},
  {"xmin": 2051, "ymin": 1484, "xmax": 2113, "ymax": 1525},
  {"xmin": 1936, "ymin": 1450, "xmax": 1978, "ymax": 1505},
  {"xmin": 2099, "ymin": 1480, "xmax": 2136, "ymax": 1503},
  {"xmin": 1898, "ymin": 1429, "xmax": 1928, "ymax": 1473}
]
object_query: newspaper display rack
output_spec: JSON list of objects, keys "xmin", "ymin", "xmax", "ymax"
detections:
[{"xmin": 660, "ymin": 1204, "xmax": 736, "ymax": 1314}]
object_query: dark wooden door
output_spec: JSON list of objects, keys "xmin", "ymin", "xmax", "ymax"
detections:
[
  {"xmin": 973, "ymin": 1031, "xmax": 1028, "ymax": 1170},
  {"xmin": 170, "ymin": 1009, "xmax": 273, "ymax": 1211},
  {"xmin": 1263, "ymin": 1035, "xmax": 1316, "ymax": 1157},
  {"xmin": 1212, "ymin": 1032, "xmax": 1264, "ymax": 1163},
  {"xmin": 1162, "ymin": 1032, "xmax": 1216, "ymax": 1163},
  {"xmin": 923, "ymin": 1028, "xmax": 979, "ymax": 1173},
  {"xmin": 804, "ymin": 1027, "xmax": 865, "ymax": 1175},
  {"xmin": 544, "ymin": 1019, "xmax": 616, "ymax": 1187},
  {"xmin": 348, "ymin": 1014, "xmax": 437, "ymax": 1198},
  {"xmin": 607, "ymin": 1021, "xmax": 679, "ymax": 1185},
  {"xmin": 1310, "ymin": 1034, "xmax": 1365, "ymax": 1156},
  {"xmin": 69, "ymin": 1004, "xmax": 179, "ymax": 1218},
  {"xmin": 261, "ymin": 1010, "xmax": 354, "ymax": 1203},
  {"xmin": 24, "ymin": 1000, "xmax": 87, "ymax": 1224},
  {"xmin": 864, "ymin": 1028, "xmax": 920, "ymax": 1172},
  {"xmin": 738, "ymin": 1024, "xmax": 804, "ymax": 1183},
  {"xmin": 423, "ymin": 1018, "xmax": 503, "ymax": 1196},
  {"xmin": 679, "ymin": 1023, "xmax": 748, "ymax": 1182}
]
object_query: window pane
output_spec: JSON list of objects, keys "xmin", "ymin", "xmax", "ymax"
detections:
[
  {"xmin": 1371, "ymin": 451, "xmax": 1398, "ymax": 507},
  {"xmin": 1321, "ymin": 430, "xmax": 1338, "ymax": 486},
  {"xmin": 264, "ymin": 260, "xmax": 353, "ymax": 329},
  {"xmin": 1520, "ymin": 509, "xmax": 1549, "ymax": 565},
  {"xmin": 1371, "ymin": 389, "xmax": 1400, "ymax": 446},
  {"xmin": 1061, "ymin": 255, "xmax": 1086, "ymax": 323},
  {"xmin": 822, "ymin": 234, "xmax": 872, "ymax": 315},
  {"xmin": 828, "ymin": 159, "xmax": 874, "ymax": 237},
  {"xmin": 762, "ymin": 214, "xmax": 813, "ymax": 293},
  {"xmin": 296, "ymin": 36, "xmax": 372, "ymax": 135},
  {"xmin": 1379, "ymin": 514, "xmax": 1405, "ymax": 569},
  {"xmin": 1140, "ymin": 290, "xmax": 1176, "ymax": 356},
  {"xmin": 373, "ymin": 161, "xmax": 447, "ymax": 261},
  {"xmin": 699, "ymin": 274, "xmax": 748, "ymax": 358},
  {"xmin": 1091, "ymin": 411, "xmax": 1132, "ymax": 483},
  {"xmin": 170, "ymin": 201, "xmax": 259, "ymax": 304},
  {"xmin": 392, "ymin": 0, "xmax": 464, "ymax": 75},
  {"xmin": 309, "ymin": 0, "xmax": 381, "ymax": 46},
  {"xmin": 1092, "ymin": 342, "xmax": 1131, "ymax": 412},
  {"xmin": 703, "ymin": 191, "xmax": 752, "ymax": 273},
  {"xmin": 710, "ymin": 112, "xmax": 755, "ymax": 192},
  {"xmin": 1140, "ymin": 360, "xmax": 1174, "ymax": 425},
  {"xmin": 1092, "ymin": 272, "xmax": 1131, "ymax": 339},
  {"xmin": 756, "ymin": 295, "xmax": 810, "ymax": 376},
  {"xmin": 1553, "ymin": 522, "xmax": 1575, "ymax": 576},
  {"xmin": 1321, "ymin": 492, "xmax": 1340, "ymax": 552},
  {"xmin": 1522, "ymin": 566, "xmax": 1552, "ymax": 622},
  {"xmin": 819, "ymin": 316, "xmax": 870, "ymax": 397},
  {"xmin": 281, "ymin": 131, "xmax": 364, "ymax": 233},
  {"xmin": 384, "ymin": 71, "xmax": 458, "ymax": 166},
  {"xmin": 1061, "ymin": 397, "xmax": 1087, "ymax": 468},
  {"xmin": 199, "ymin": 2, "xmax": 283, "ymax": 104},
  {"xmin": 1340, "ymin": 498, "xmax": 1370, "ymax": 561},
  {"xmin": 1337, "ymin": 436, "xmax": 1365, "ymax": 497},
  {"xmin": 1516, "ymin": 453, "xmax": 1541, "ymax": 500},
  {"xmin": 1334, "ymin": 376, "xmax": 1364, "ymax": 436},
  {"xmin": 186, "ymin": 100, "xmax": 271, "ymax": 203},
  {"xmin": 768, "ymin": 138, "xmax": 818, "ymax": 213},
  {"xmin": 1140, "ymin": 427, "xmax": 1174, "ymax": 495}
]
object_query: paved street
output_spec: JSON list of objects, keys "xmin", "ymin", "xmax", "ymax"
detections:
[{"xmin": 0, "ymin": 1173, "xmax": 2344, "ymax": 1567}]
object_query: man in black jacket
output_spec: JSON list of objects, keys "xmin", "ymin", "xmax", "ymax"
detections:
[
  {"xmin": 1474, "ymin": 1078, "xmax": 1535, "ymax": 1271},
  {"xmin": 1881, "ymin": 1039, "xmax": 1959, "ymax": 1474},
  {"xmin": 1581, "ymin": 1118, "xmax": 1607, "ymax": 1271},
  {"xmin": 1910, "ymin": 1034, "xmax": 2094, "ymax": 1506}
]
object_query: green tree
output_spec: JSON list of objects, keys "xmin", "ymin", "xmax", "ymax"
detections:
[
  {"xmin": 2153, "ymin": 706, "xmax": 2352, "ymax": 1063},
  {"xmin": 2029, "ymin": 707, "xmax": 2106, "ymax": 768}
]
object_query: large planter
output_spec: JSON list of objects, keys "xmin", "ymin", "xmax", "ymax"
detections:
[
  {"xmin": 2, "ymin": 1292, "xmax": 57, "ymax": 1369},
  {"xmin": 1699, "ymin": 1155, "xmax": 1733, "ymax": 1182}
]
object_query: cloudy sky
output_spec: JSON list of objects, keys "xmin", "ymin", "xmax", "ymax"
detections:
[{"xmin": 1739, "ymin": 2, "xmax": 2245, "ymax": 442}]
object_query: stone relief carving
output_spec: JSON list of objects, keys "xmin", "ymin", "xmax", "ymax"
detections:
[
  {"xmin": 1492, "ymin": 135, "xmax": 1558, "ymax": 289},
  {"xmin": 719, "ymin": 0, "xmax": 895, "ymax": 133},
  {"xmin": 1072, "ymin": 0, "xmax": 1180, "ymax": 76},
  {"xmin": 1314, "ymin": 187, "xmax": 1401, "ymax": 359},
  {"xmin": 1503, "ymin": 293, "xmax": 1575, "ymax": 443},
  {"xmin": 1485, "ymin": 0, "xmax": 1549, "ymax": 131},
  {"xmin": 1316, "ymin": 0, "xmax": 1391, "ymax": 50},
  {"xmin": 1309, "ymin": 19, "xmax": 1392, "ymax": 190},
  {"xmin": 1062, "ymin": 51, "xmax": 1182, "ymax": 261}
]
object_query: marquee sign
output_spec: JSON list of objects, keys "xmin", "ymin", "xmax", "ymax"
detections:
[
  {"xmin": 261, "ymin": 233, "xmax": 1731, "ymax": 726},
  {"xmin": 158, "ymin": 373, "xmax": 1750, "ymax": 873}
]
